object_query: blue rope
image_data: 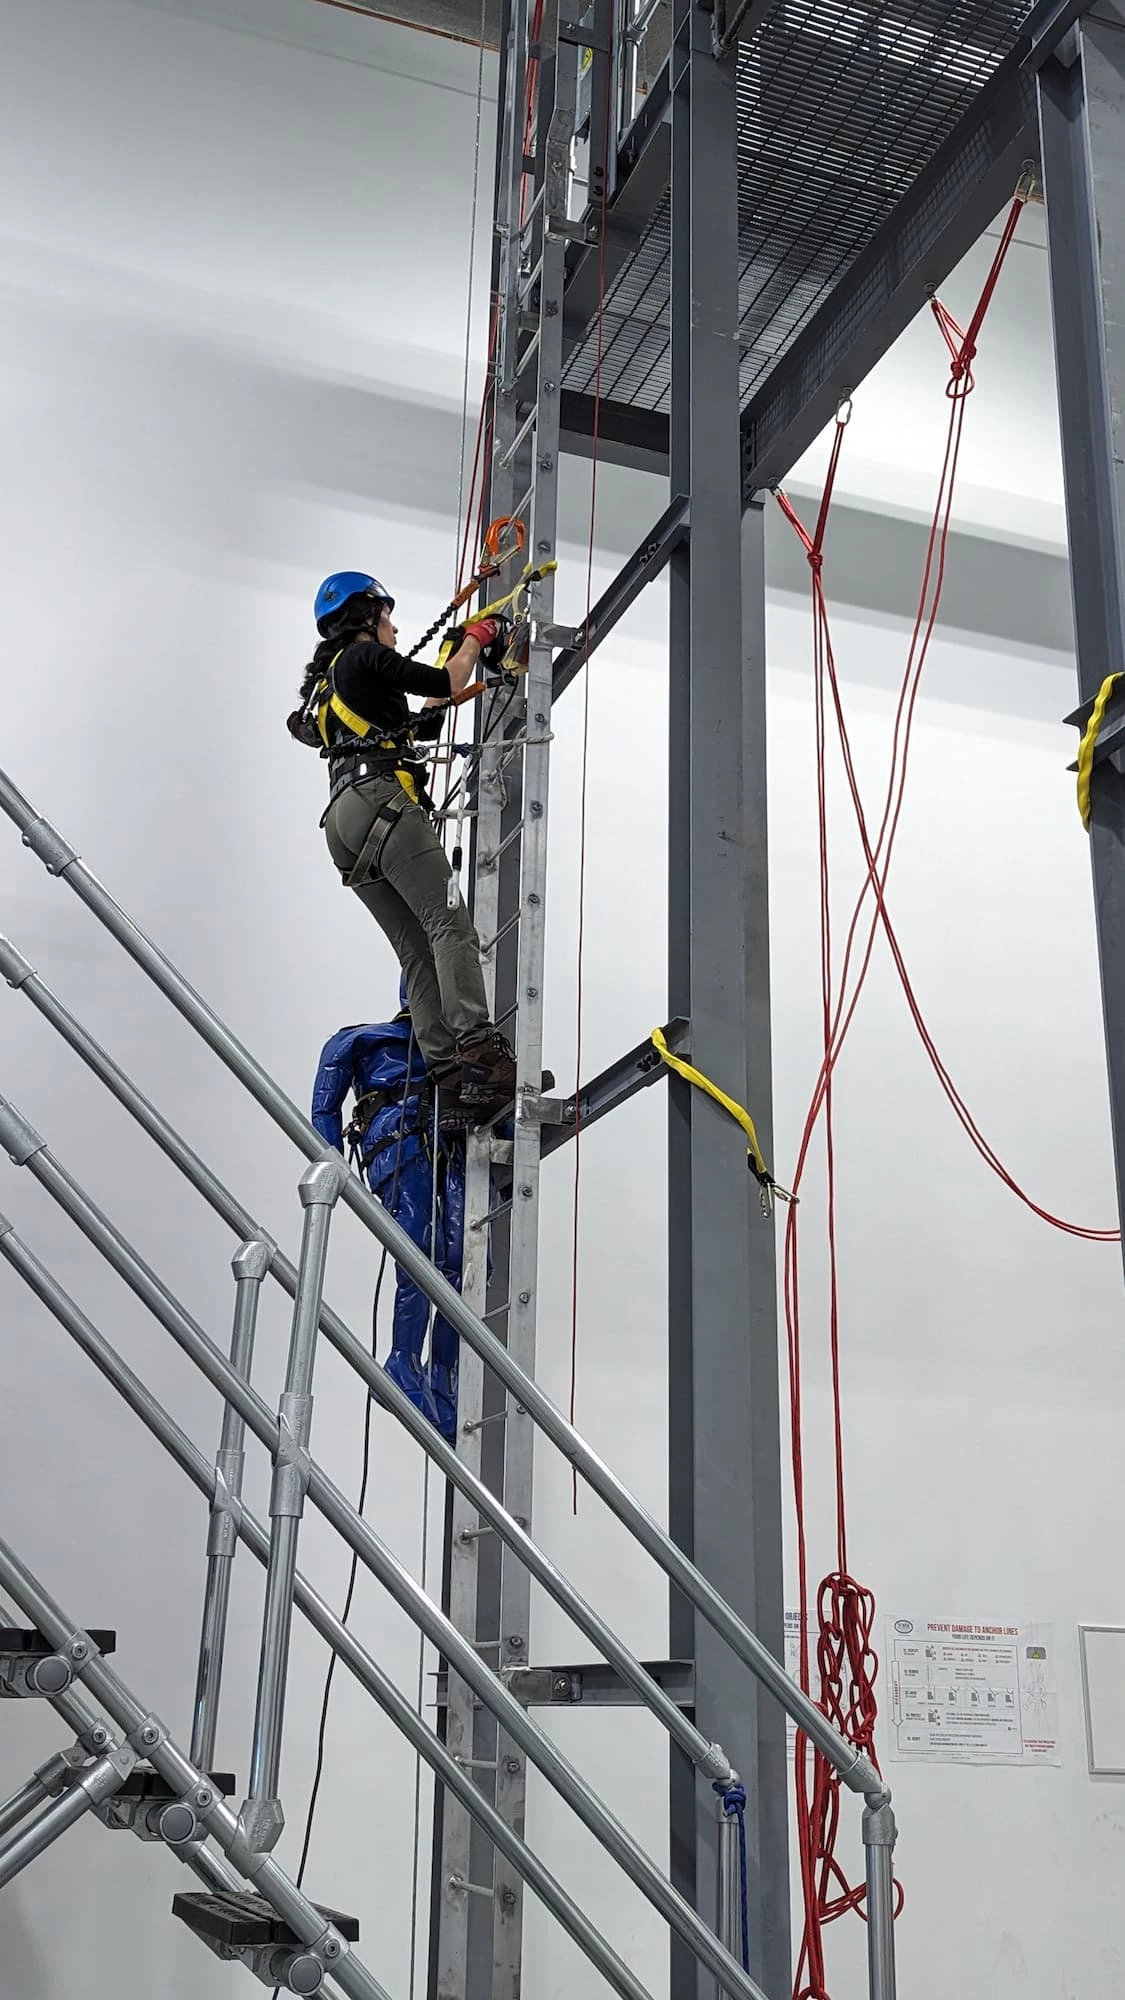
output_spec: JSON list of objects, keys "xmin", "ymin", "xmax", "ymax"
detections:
[{"xmin": 714, "ymin": 1780, "xmax": 750, "ymax": 1973}]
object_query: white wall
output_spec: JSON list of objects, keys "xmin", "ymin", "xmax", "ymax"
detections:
[{"xmin": 0, "ymin": 3, "xmax": 1122, "ymax": 1999}]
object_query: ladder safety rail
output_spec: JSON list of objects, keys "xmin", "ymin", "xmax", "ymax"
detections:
[
  {"xmin": 0, "ymin": 1221, "xmax": 658, "ymax": 2000},
  {"xmin": 0, "ymin": 1541, "xmax": 393, "ymax": 2000},
  {"xmin": 0, "ymin": 1103, "xmax": 769, "ymax": 2000},
  {"xmin": 0, "ymin": 770, "xmax": 884, "ymax": 1800},
  {"xmin": 0, "ymin": 938, "xmax": 730, "ymax": 1785}
]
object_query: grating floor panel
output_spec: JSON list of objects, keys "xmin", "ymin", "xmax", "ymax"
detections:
[{"xmin": 563, "ymin": 0, "xmax": 1037, "ymax": 411}]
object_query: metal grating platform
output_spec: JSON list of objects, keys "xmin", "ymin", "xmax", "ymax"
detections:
[{"xmin": 563, "ymin": 0, "xmax": 1038, "ymax": 414}]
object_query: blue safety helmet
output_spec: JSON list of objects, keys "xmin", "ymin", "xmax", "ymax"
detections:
[{"xmin": 314, "ymin": 570, "xmax": 395, "ymax": 637}]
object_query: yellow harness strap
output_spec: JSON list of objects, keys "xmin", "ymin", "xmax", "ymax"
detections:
[
  {"xmin": 649, "ymin": 1027, "xmax": 794, "ymax": 1214},
  {"xmin": 1077, "ymin": 672, "xmax": 1123, "ymax": 829},
  {"xmin": 435, "ymin": 560, "xmax": 559, "ymax": 678},
  {"xmin": 316, "ymin": 647, "xmax": 420, "ymax": 804}
]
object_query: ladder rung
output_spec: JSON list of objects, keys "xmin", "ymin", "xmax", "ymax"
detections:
[
  {"xmin": 483, "ymin": 823, "xmax": 525, "ymax": 870},
  {"xmin": 498, "ymin": 405, "xmax": 537, "ymax": 472},
  {"xmin": 520, "ymin": 182, "xmax": 546, "ymax": 232},
  {"xmin": 472, "ymin": 1197, "xmax": 513, "ymax": 1232},
  {"xmin": 517, "ymin": 254, "xmax": 544, "ymax": 303},
  {"xmin": 479, "ymin": 910, "xmax": 521, "ymax": 957},
  {"xmin": 511, "ymin": 327, "xmax": 541, "ymax": 388}
]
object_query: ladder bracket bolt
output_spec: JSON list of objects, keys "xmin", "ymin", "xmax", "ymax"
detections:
[
  {"xmin": 501, "ymin": 1886, "xmax": 518, "ymax": 1909},
  {"xmin": 519, "ymin": 1185, "xmax": 533, "ymax": 1199},
  {"xmin": 505, "ymin": 1757, "xmax": 521, "ymax": 1776},
  {"xmin": 518, "ymin": 1291, "xmax": 531, "ymax": 1304},
  {"xmin": 526, "ymin": 986, "xmax": 539, "ymax": 1000},
  {"xmin": 528, "ymin": 892, "xmax": 541, "ymax": 907},
  {"xmin": 195, "ymin": 1787, "xmax": 214, "ymax": 1809},
  {"xmin": 537, "ymin": 541, "xmax": 551, "ymax": 554},
  {"xmin": 508, "ymin": 1635, "xmax": 525, "ymax": 1652}
]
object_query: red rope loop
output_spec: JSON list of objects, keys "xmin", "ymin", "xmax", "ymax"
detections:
[{"xmin": 931, "ymin": 191, "xmax": 1026, "ymax": 397}]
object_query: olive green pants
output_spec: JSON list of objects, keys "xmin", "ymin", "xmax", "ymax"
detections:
[{"xmin": 324, "ymin": 775, "xmax": 490, "ymax": 1069}]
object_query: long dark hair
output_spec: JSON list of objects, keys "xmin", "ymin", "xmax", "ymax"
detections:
[{"xmin": 286, "ymin": 604, "xmax": 375, "ymax": 743}]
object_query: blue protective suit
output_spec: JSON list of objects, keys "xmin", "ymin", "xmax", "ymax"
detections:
[{"xmin": 311, "ymin": 993, "xmax": 464, "ymax": 1442}]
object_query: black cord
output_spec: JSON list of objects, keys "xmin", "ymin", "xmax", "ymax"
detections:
[{"xmin": 284, "ymin": 1035, "xmax": 423, "ymax": 1927}]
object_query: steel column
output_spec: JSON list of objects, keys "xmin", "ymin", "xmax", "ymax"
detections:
[
  {"xmin": 667, "ymin": 12, "xmax": 788, "ymax": 2000},
  {"xmin": 1038, "ymin": 0, "xmax": 1125, "ymax": 1255}
]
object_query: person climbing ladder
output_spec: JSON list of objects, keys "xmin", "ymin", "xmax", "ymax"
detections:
[{"xmin": 289, "ymin": 568, "xmax": 515, "ymax": 1120}]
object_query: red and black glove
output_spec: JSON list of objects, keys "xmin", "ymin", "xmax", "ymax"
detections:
[
  {"xmin": 463, "ymin": 615, "xmax": 502, "ymax": 649},
  {"xmin": 464, "ymin": 615, "xmax": 511, "ymax": 673}
]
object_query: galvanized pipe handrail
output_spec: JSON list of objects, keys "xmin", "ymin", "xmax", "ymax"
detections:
[
  {"xmin": 0, "ymin": 771, "xmax": 882, "ymax": 1798},
  {"xmin": 0, "ymin": 1217, "xmax": 655, "ymax": 2000},
  {"xmin": 0, "ymin": 1538, "xmax": 394, "ymax": 2000},
  {"xmin": 0, "ymin": 1106, "xmax": 768, "ymax": 2000},
  {"xmin": 0, "ymin": 936, "xmax": 730, "ymax": 1787}
]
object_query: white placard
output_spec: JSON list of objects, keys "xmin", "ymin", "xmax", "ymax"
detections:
[
  {"xmin": 1079, "ymin": 1625, "xmax": 1125, "ymax": 1775},
  {"xmin": 783, "ymin": 1609, "xmax": 806, "ymax": 1756},
  {"xmin": 885, "ymin": 1616, "xmax": 1059, "ymax": 1766}
]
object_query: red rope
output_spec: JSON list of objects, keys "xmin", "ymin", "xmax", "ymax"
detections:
[
  {"xmin": 779, "ymin": 191, "xmax": 1094, "ymax": 2000},
  {"xmin": 568, "ymin": 48, "xmax": 613, "ymax": 1513}
]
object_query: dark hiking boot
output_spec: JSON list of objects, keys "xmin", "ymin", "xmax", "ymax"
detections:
[{"xmin": 458, "ymin": 1029, "xmax": 517, "ymax": 1109}]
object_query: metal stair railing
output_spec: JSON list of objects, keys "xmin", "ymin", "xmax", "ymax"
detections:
[
  {"xmin": 0, "ymin": 1545, "xmax": 394, "ymax": 2000},
  {"xmin": 0, "ymin": 937, "xmax": 726, "ymax": 1781},
  {"xmin": 0, "ymin": 765, "xmax": 899, "ymax": 2000},
  {"xmin": 0, "ymin": 1225, "xmax": 654, "ymax": 2000},
  {"xmin": 0, "ymin": 1092, "xmax": 767, "ymax": 2000}
]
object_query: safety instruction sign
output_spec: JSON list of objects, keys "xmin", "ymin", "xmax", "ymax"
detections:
[
  {"xmin": 783, "ymin": 1610, "xmax": 810, "ymax": 1757},
  {"xmin": 885, "ymin": 1616, "xmax": 1059, "ymax": 1766}
]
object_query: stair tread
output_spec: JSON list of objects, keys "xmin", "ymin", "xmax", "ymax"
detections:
[
  {"xmin": 172, "ymin": 1889, "xmax": 360, "ymax": 1948},
  {"xmin": 0, "ymin": 1627, "xmax": 116, "ymax": 1656},
  {"xmin": 118, "ymin": 1766, "xmax": 236, "ymax": 1800}
]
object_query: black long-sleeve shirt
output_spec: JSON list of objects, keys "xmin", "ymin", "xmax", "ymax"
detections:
[{"xmin": 329, "ymin": 637, "xmax": 452, "ymax": 746}]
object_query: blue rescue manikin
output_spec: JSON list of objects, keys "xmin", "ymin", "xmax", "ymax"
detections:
[{"xmin": 311, "ymin": 983, "xmax": 464, "ymax": 1442}]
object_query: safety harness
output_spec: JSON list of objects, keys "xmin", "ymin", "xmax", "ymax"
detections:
[{"xmin": 291, "ymin": 523, "xmax": 558, "ymax": 889}]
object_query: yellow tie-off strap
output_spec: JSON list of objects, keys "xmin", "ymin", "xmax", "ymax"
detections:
[
  {"xmin": 649, "ymin": 1027, "xmax": 794, "ymax": 1209},
  {"xmin": 435, "ymin": 561, "xmax": 559, "ymax": 677},
  {"xmin": 1077, "ymin": 672, "xmax": 1123, "ymax": 829}
]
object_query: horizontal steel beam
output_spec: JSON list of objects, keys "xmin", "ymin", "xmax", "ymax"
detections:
[
  {"xmin": 552, "ymin": 496, "xmax": 689, "ymax": 698},
  {"xmin": 539, "ymin": 1017, "xmax": 690, "ymax": 1157},
  {"xmin": 559, "ymin": 390, "xmax": 670, "ymax": 473},
  {"xmin": 454, "ymin": 1662, "xmax": 695, "ymax": 1708}
]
